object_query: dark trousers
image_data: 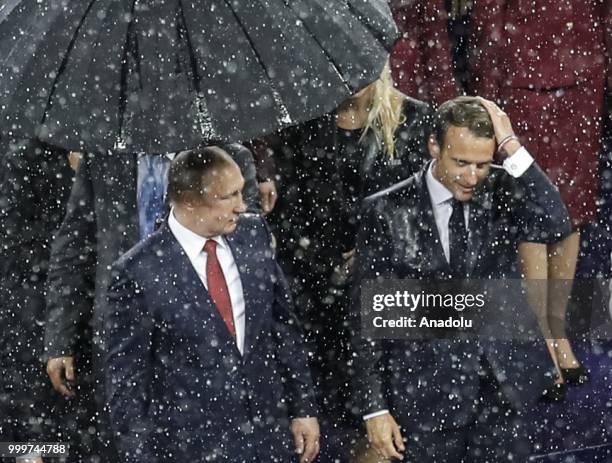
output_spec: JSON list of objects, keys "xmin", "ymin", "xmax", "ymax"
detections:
[{"xmin": 402, "ymin": 360, "xmax": 531, "ymax": 462}]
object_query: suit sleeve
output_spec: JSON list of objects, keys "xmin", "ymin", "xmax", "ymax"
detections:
[
  {"xmin": 350, "ymin": 202, "xmax": 394, "ymax": 416},
  {"xmin": 0, "ymin": 142, "xmax": 42, "ymax": 369},
  {"xmin": 0, "ymin": 144, "xmax": 47, "ymax": 301},
  {"xmin": 44, "ymin": 154, "xmax": 96, "ymax": 358},
  {"xmin": 104, "ymin": 264, "xmax": 154, "ymax": 463},
  {"xmin": 512, "ymin": 164, "xmax": 572, "ymax": 243},
  {"xmin": 468, "ymin": 0, "xmax": 506, "ymax": 100},
  {"xmin": 265, "ymin": 220, "xmax": 318, "ymax": 418}
]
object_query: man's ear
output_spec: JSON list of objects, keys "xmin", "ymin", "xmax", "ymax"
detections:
[
  {"xmin": 181, "ymin": 193, "xmax": 198, "ymax": 210},
  {"xmin": 428, "ymin": 135, "xmax": 441, "ymax": 160}
]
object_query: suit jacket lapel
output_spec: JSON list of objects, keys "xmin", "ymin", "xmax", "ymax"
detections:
[
  {"xmin": 157, "ymin": 226, "xmax": 242, "ymax": 357},
  {"xmin": 416, "ymin": 173, "xmax": 453, "ymax": 277},
  {"xmin": 224, "ymin": 228, "xmax": 261, "ymax": 359},
  {"xmin": 466, "ymin": 188, "xmax": 492, "ymax": 276}
]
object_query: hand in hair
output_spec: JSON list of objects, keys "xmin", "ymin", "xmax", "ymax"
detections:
[{"xmin": 476, "ymin": 97, "xmax": 522, "ymax": 156}]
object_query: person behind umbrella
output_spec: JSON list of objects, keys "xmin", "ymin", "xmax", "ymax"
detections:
[
  {"xmin": 353, "ymin": 96, "xmax": 571, "ymax": 461},
  {"xmin": 469, "ymin": 0, "xmax": 608, "ymax": 392},
  {"xmin": 104, "ymin": 145, "xmax": 319, "ymax": 462},
  {"xmin": 389, "ymin": 0, "xmax": 460, "ymax": 105},
  {"xmin": 267, "ymin": 63, "xmax": 433, "ymax": 460},
  {"xmin": 0, "ymin": 139, "xmax": 79, "ymax": 463}
]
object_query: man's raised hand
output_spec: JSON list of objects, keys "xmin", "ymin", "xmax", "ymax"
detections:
[{"xmin": 477, "ymin": 97, "xmax": 522, "ymax": 156}]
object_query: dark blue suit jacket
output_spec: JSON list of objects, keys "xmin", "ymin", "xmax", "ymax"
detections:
[
  {"xmin": 354, "ymin": 162, "xmax": 572, "ymax": 433},
  {"xmin": 104, "ymin": 214, "xmax": 317, "ymax": 462}
]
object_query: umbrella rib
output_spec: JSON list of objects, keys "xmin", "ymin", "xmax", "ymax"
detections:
[
  {"xmin": 344, "ymin": 0, "xmax": 392, "ymax": 47},
  {"xmin": 175, "ymin": 0, "xmax": 217, "ymax": 139},
  {"xmin": 0, "ymin": 0, "xmax": 20, "ymax": 22},
  {"xmin": 280, "ymin": 0, "xmax": 351, "ymax": 93},
  {"xmin": 115, "ymin": 0, "xmax": 140, "ymax": 149},
  {"xmin": 176, "ymin": 0, "xmax": 203, "ymax": 94},
  {"xmin": 40, "ymin": 0, "xmax": 98, "ymax": 127},
  {"xmin": 220, "ymin": 0, "xmax": 296, "ymax": 124}
]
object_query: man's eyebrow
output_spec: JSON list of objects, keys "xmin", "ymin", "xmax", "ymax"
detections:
[
  {"xmin": 224, "ymin": 186, "xmax": 243, "ymax": 197},
  {"xmin": 450, "ymin": 155, "xmax": 492, "ymax": 164}
]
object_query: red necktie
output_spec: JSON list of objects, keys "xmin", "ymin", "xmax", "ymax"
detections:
[{"xmin": 203, "ymin": 240, "xmax": 235, "ymax": 337}]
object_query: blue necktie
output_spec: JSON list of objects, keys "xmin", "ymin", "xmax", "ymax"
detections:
[{"xmin": 138, "ymin": 154, "xmax": 171, "ymax": 240}]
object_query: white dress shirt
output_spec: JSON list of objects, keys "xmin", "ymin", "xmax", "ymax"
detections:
[
  {"xmin": 168, "ymin": 210, "xmax": 246, "ymax": 355},
  {"xmin": 362, "ymin": 147, "xmax": 534, "ymax": 422},
  {"xmin": 425, "ymin": 147, "xmax": 534, "ymax": 263},
  {"xmin": 425, "ymin": 162, "xmax": 470, "ymax": 263}
]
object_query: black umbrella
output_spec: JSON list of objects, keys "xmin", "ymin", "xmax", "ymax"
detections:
[
  {"xmin": 0, "ymin": 1, "xmax": 21, "ymax": 19},
  {"xmin": 0, "ymin": 0, "xmax": 397, "ymax": 154}
]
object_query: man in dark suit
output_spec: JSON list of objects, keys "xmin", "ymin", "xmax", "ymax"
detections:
[
  {"xmin": 104, "ymin": 145, "xmax": 319, "ymax": 462},
  {"xmin": 354, "ymin": 96, "xmax": 571, "ymax": 461},
  {"xmin": 43, "ymin": 145, "xmax": 260, "ymax": 460}
]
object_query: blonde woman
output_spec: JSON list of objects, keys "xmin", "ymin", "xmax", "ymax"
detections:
[{"xmin": 267, "ymin": 64, "xmax": 433, "ymax": 460}]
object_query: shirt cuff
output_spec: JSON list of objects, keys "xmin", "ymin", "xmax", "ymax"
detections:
[
  {"xmin": 502, "ymin": 146, "xmax": 534, "ymax": 178},
  {"xmin": 363, "ymin": 409, "xmax": 390, "ymax": 421}
]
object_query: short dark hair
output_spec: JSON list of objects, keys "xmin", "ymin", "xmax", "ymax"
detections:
[
  {"xmin": 432, "ymin": 96, "xmax": 494, "ymax": 147},
  {"xmin": 167, "ymin": 145, "xmax": 234, "ymax": 204}
]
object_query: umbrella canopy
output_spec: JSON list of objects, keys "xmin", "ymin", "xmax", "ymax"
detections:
[
  {"xmin": 0, "ymin": 0, "xmax": 398, "ymax": 154},
  {"xmin": 0, "ymin": 1, "xmax": 21, "ymax": 19}
]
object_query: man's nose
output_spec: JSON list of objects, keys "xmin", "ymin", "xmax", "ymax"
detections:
[
  {"xmin": 465, "ymin": 168, "xmax": 479, "ymax": 186},
  {"xmin": 235, "ymin": 194, "xmax": 247, "ymax": 213}
]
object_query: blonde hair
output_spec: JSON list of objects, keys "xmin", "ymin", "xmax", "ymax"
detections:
[{"xmin": 360, "ymin": 63, "xmax": 406, "ymax": 158}]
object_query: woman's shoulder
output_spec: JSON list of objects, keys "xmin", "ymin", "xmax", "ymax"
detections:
[
  {"xmin": 397, "ymin": 92, "xmax": 430, "ymax": 109},
  {"xmin": 397, "ymin": 92, "xmax": 433, "ymax": 118},
  {"xmin": 393, "ymin": 92, "xmax": 434, "ymax": 133}
]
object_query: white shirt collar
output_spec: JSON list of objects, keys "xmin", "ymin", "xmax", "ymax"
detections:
[
  {"xmin": 425, "ymin": 160, "xmax": 454, "ymax": 205},
  {"xmin": 168, "ymin": 209, "xmax": 226, "ymax": 261}
]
